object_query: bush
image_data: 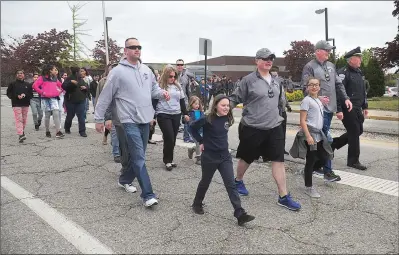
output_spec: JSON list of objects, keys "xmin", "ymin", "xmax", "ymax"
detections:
[
  {"xmin": 286, "ymin": 90, "xmax": 304, "ymax": 102},
  {"xmin": 364, "ymin": 57, "xmax": 385, "ymax": 97}
]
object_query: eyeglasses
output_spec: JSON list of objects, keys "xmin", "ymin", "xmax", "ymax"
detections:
[
  {"xmin": 176, "ymin": 64, "xmax": 184, "ymax": 67},
  {"xmin": 126, "ymin": 45, "xmax": 142, "ymax": 50},
  {"xmin": 169, "ymin": 75, "xmax": 177, "ymax": 79},
  {"xmin": 307, "ymin": 83, "xmax": 320, "ymax": 88}
]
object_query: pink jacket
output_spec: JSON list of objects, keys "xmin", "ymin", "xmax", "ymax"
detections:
[{"xmin": 33, "ymin": 76, "xmax": 63, "ymax": 98}]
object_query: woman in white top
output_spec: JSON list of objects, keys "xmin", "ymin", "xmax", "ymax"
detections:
[{"xmin": 154, "ymin": 65, "xmax": 189, "ymax": 171}]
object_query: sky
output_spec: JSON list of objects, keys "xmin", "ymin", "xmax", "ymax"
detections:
[{"xmin": 1, "ymin": 1, "xmax": 398, "ymax": 64}]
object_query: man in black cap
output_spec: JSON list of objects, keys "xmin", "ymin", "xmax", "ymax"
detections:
[
  {"xmin": 332, "ymin": 47, "xmax": 368, "ymax": 170},
  {"xmin": 301, "ymin": 40, "xmax": 353, "ymax": 182},
  {"xmin": 229, "ymin": 48, "xmax": 301, "ymax": 211}
]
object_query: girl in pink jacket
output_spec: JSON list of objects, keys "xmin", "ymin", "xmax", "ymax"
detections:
[{"xmin": 32, "ymin": 64, "xmax": 64, "ymax": 138}]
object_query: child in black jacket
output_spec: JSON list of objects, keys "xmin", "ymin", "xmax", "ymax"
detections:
[{"xmin": 189, "ymin": 94, "xmax": 255, "ymax": 226}]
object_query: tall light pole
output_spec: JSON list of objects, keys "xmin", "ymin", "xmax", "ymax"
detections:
[
  {"xmin": 106, "ymin": 16, "xmax": 112, "ymax": 63},
  {"xmin": 328, "ymin": 38, "xmax": 336, "ymax": 61},
  {"xmin": 102, "ymin": 1, "xmax": 109, "ymax": 66},
  {"xmin": 315, "ymin": 8, "xmax": 328, "ymax": 41}
]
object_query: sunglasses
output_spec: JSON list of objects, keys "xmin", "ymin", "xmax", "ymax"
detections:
[
  {"xmin": 176, "ymin": 64, "xmax": 184, "ymax": 67},
  {"xmin": 126, "ymin": 45, "xmax": 142, "ymax": 50},
  {"xmin": 169, "ymin": 75, "xmax": 177, "ymax": 79},
  {"xmin": 260, "ymin": 57, "xmax": 275, "ymax": 62}
]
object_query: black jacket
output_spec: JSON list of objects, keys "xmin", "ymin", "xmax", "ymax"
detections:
[
  {"xmin": 90, "ymin": 80, "xmax": 98, "ymax": 98},
  {"xmin": 62, "ymin": 75, "xmax": 89, "ymax": 103},
  {"xmin": 7, "ymin": 80, "xmax": 33, "ymax": 107},
  {"xmin": 337, "ymin": 65, "xmax": 368, "ymax": 111}
]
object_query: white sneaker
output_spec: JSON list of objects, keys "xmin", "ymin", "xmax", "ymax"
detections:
[
  {"xmin": 118, "ymin": 182, "xmax": 137, "ymax": 193},
  {"xmin": 305, "ymin": 186, "xmax": 321, "ymax": 198},
  {"xmin": 144, "ymin": 198, "xmax": 158, "ymax": 207}
]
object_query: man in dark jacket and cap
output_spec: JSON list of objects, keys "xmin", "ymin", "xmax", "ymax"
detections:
[{"xmin": 332, "ymin": 47, "xmax": 368, "ymax": 170}]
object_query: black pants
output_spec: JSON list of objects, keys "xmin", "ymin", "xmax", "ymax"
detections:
[
  {"xmin": 104, "ymin": 128, "xmax": 110, "ymax": 137},
  {"xmin": 157, "ymin": 113, "xmax": 181, "ymax": 164},
  {"xmin": 149, "ymin": 121, "xmax": 156, "ymax": 140},
  {"xmin": 282, "ymin": 111, "xmax": 287, "ymax": 147},
  {"xmin": 304, "ymin": 141, "xmax": 328, "ymax": 187},
  {"xmin": 114, "ymin": 124, "xmax": 129, "ymax": 173},
  {"xmin": 64, "ymin": 101, "xmax": 86, "ymax": 134},
  {"xmin": 193, "ymin": 152, "xmax": 245, "ymax": 218},
  {"xmin": 332, "ymin": 107, "xmax": 364, "ymax": 165}
]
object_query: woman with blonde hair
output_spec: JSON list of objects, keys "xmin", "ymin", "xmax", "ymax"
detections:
[{"xmin": 153, "ymin": 65, "xmax": 189, "ymax": 171}]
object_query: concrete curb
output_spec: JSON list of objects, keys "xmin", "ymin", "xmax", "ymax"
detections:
[{"xmin": 235, "ymin": 104, "xmax": 399, "ymax": 122}]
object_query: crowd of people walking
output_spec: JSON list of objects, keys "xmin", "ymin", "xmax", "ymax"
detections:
[{"xmin": 6, "ymin": 37, "xmax": 369, "ymax": 226}]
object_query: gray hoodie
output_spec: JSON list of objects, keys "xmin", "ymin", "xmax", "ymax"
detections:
[{"xmin": 94, "ymin": 59, "xmax": 164, "ymax": 124}]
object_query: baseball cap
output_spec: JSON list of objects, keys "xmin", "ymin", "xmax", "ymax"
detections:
[
  {"xmin": 315, "ymin": 40, "xmax": 336, "ymax": 51},
  {"xmin": 255, "ymin": 48, "xmax": 276, "ymax": 59}
]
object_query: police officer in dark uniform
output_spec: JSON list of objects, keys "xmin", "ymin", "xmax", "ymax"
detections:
[{"xmin": 332, "ymin": 47, "xmax": 368, "ymax": 170}]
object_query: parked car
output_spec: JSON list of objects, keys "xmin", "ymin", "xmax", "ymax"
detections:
[{"xmin": 384, "ymin": 87, "xmax": 398, "ymax": 97}]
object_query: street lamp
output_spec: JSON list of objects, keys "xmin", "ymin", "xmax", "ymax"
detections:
[
  {"xmin": 105, "ymin": 16, "xmax": 112, "ymax": 62},
  {"xmin": 315, "ymin": 8, "xmax": 328, "ymax": 41},
  {"xmin": 102, "ymin": 1, "xmax": 109, "ymax": 65},
  {"xmin": 328, "ymin": 38, "xmax": 336, "ymax": 60}
]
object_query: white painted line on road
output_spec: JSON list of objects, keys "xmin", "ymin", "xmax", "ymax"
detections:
[
  {"xmin": 313, "ymin": 170, "xmax": 398, "ymax": 197},
  {"xmin": 1, "ymin": 176, "xmax": 115, "ymax": 254}
]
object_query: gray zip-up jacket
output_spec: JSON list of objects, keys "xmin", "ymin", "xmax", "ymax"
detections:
[
  {"xmin": 301, "ymin": 59, "xmax": 349, "ymax": 113},
  {"xmin": 229, "ymin": 70, "xmax": 284, "ymax": 130},
  {"xmin": 289, "ymin": 125, "xmax": 334, "ymax": 160},
  {"xmin": 178, "ymin": 69, "xmax": 193, "ymax": 105},
  {"xmin": 94, "ymin": 59, "xmax": 165, "ymax": 124}
]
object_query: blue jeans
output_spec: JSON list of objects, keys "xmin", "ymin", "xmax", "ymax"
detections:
[
  {"xmin": 183, "ymin": 123, "xmax": 191, "ymax": 141},
  {"xmin": 322, "ymin": 111, "xmax": 333, "ymax": 174},
  {"xmin": 119, "ymin": 123, "xmax": 155, "ymax": 201},
  {"xmin": 111, "ymin": 124, "xmax": 120, "ymax": 157},
  {"xmin": 64, "ymin": 101, "xmax": 86, "ymax": 134}
]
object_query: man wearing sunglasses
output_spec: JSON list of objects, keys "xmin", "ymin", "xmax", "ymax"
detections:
[
  {"xmin": 301, "ymin": 40, "xmax": 353, "ymax": 182},
  {"xmin": 94, "ymin": 37, "xmax": 170, "ymax": 208},
  {"xmin": 229, "ymin": 48, "xmax": 301, "ymax": 211},
  {"xmin": 176, "ymin": 59, "xmax": 194, "ymax": 142}
]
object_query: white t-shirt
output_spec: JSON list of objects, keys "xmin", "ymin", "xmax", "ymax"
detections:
[
  {"xmin": 300, "ymin": 96, "xmax": 324, "ymax": 142},
  {"xmin": 262, "ymin": 75, "xmax": 272, "ymax": 85},
  {"xmin": 156, "ymin": 84, "xmax": 185, "ymax": 115}
]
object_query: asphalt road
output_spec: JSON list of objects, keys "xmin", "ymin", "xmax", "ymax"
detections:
[{"xmin": 1, "ymin": 98, "xmax": 398, "ymax": 254}]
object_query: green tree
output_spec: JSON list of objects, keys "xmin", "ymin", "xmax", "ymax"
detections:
[
  {"xmin": 364, "ymin": 57, "xmax": 385, "ymax": 97},
  {"xmin": 68, "ymin": 1, "xmax": 91, "ymax": 64},
  {"xmin": 335, "ymin": 57, "xmax": 347, "ymax": 69}
]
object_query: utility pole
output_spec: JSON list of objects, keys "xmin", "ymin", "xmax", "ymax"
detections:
[{"xmin": 102, "ymin": 1, "xmax": 109, "ymax": 66}]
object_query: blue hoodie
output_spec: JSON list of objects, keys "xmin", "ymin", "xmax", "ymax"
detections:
[{"xmin": 94, "ymin": 59, "xmax": 165, "ymax": 124}]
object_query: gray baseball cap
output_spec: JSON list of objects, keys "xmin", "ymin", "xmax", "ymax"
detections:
[
  {"xmin": 315, "ymin": 40, "xmax": 336, "ymax": 50},
  {"xmin": 255, "ymin": 48, "xmax": 276, "ymax": 59}
]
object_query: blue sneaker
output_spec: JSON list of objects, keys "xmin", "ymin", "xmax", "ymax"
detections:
[
  {"xmin": 235, "ymin": 179, "xmax": 249, "ymax": 196},
  {"xmin": 313, "ymin": 168, "xmax": 324, "ymax": 176},
  {"xmin": 277, "ymin": 194, "xmax": 301, "ymax": 211}
]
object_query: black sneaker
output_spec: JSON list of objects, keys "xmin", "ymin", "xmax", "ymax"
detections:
[
  {"xmin": 18, "ymin": 135, "xmax": 26, "ymax": 143},
  {"xmin": 348, "ymin": 162, "xmax": 367, "ymax": 170},
  {"xmin": 165, "ymin": 163, "xmax": 173, "ymax": 171},
  {"xmin": 192, "ymin": 203, "xmax": 205, "ymax": 215},
  {"xmin": 80, "ymin": 132, "xmax": 87, "ymax": 137},
  {"xmin": 65, "ymin": 130, "xmax": 71, "ymax": 134},
  {"xmin": 35, "ymin": 125, "xmax": 39, "ymax": 131},
  {"xmin": 38, "ymin": 120, "xmax": 41, "ymax": 126},
  {"xmin": 55, "ymin": 131, "xmax": 65, "ymax": 138},
  {"xmin": 114, "ymin": 156, "xmax": 121, "ymax": 163},
  {"xmin": 313, "ymin": 168, "xmax": 324, "ymax": 176},
  {"xmin": 46, "ymin": 131, "xmax": 51, "ymax": 138},
  {"xmin": 324, "ymin": 171, "xmax": 341, "ymax": 182},
  {"xmin": 237, "ymin": 213, "xmax": 255, "ymax": 226}
]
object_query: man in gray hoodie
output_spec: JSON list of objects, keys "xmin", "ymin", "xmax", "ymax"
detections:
[{"xmin": 94, "ymin": 37, "xmax": 170, "ymax": 208}]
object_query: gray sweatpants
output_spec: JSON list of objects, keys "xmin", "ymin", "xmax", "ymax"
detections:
[
  {"xmin": 44, "ymin": 110, "xmax": 60, "ymax": 132},
  {"xmin": 30, "ymin": 98, "xmax": 43, "ymax": 125}
]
